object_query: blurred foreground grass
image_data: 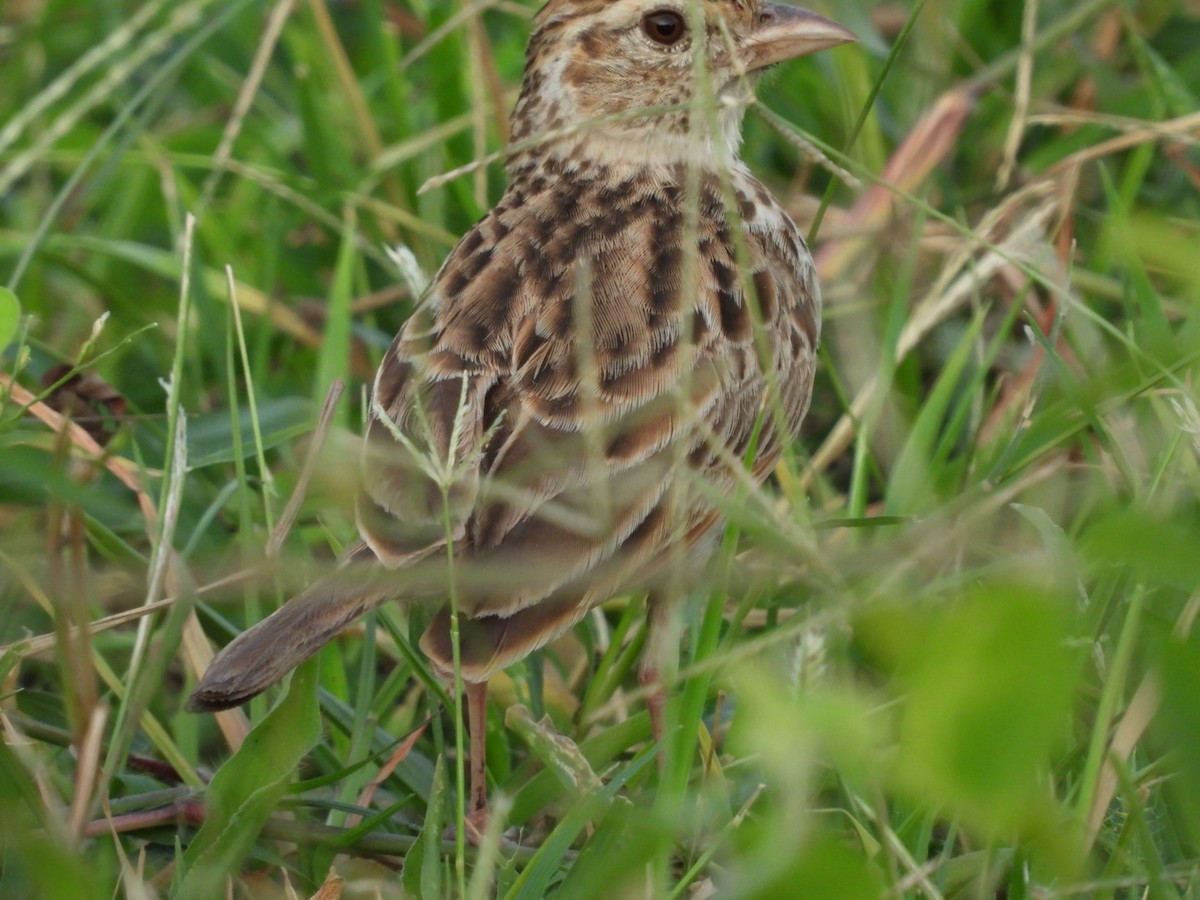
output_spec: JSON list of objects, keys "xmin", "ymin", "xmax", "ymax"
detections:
[{"xmin": 2, "ymin": 0, "xmax": 1200, "ymax": 896}]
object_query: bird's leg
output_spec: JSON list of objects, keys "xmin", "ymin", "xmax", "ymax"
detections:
[
  {"xmin": 638, "ymin": 663, "xmax": 668, "ymax": 770},
  {"xmin": 464, "ymin": 678, "xmax": 490, "ymax": 838},
  {"xmin": 638, "ymin": 592, "xmax": 676, "ymax": 771}
]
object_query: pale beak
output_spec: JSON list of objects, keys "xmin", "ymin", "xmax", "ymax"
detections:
[{"xmin": 737, "ymin": 4, "xmax": 856, "ymax": 71}]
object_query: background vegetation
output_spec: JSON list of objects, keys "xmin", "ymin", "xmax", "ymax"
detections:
[{"xmin": 2, "ymin": 0, "xmax": 1199, "ymax": 896}]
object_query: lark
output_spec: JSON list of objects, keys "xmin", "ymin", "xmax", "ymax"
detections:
[{"xmin": 190, "ymin": 0, "xmax": 853, "ymax": 834}]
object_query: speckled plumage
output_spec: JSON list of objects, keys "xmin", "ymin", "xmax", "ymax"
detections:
[
  {"xmin": 375, "ymin": 157, "xmax": 821, "ymax": 677},
  {"xmin": 191, "ymin": 0, "xmax": 852, "ymax": 827}
]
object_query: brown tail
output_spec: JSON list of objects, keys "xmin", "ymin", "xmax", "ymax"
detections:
[{"xmin": 186, "ymin": 574, "xmax": 395, "ymax": 712}]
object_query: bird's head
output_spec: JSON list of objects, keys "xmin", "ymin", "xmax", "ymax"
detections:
[{"xmin": 509, "ymin": 0, "xmax": 854, "ymax": 168}]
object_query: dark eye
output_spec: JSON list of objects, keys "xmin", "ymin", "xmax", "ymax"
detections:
[{"xmin": 642, "ymin": 10, "xmax": 686, "ymax": 46}]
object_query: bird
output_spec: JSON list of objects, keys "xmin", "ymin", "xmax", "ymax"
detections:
[{"xmin": 188, "ymin": 0, "xmax": 853, "ymax": 836}]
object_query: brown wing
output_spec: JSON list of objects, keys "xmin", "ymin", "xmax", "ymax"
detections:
[
  {"xmin": 356, "ymin": 203, "xmax": 516, "ymax": 568},
  {"xmin": 359, "ymin": 169, "xmax": 818, "ymax": 679}
]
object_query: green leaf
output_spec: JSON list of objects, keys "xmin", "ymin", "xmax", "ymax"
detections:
[
  {"xmin": 506, "ymin": 703, "xmax": 601, "ymax": 800},
  {"xmin": 744, "ymin": 833, "xmax": 886, "ymax": 900},
  {"xmin": 0, "ymin": 286, "xmax": 20, "ymax": 351},
  {"xmin": 885, "ymin": 310, "xmax": 985, "ymax": 515},
  {"xmin": 0, "ymin": 443, "xmax": 134, "ymax": 522},
  {"xmin": 0, "ymin": 741, "xmax": 104, "ymax": 900},
  {"xmin": 506, "ymin": 713, "xmax": 650, "ymax": 826},
  {"xmin": 1125, "ymin": 25, "xmax": 1198, "ymax": 119},
  {"xmin": 888, "ymin": 583, "xmax": 1081, "ymax": 837},
  {"xmin": 314, "ymin": 214, "xmax": 357, "ymax": 426},
  {"xmin": 1158, "ymin": 629, "xmax": 1200, "ymax": 844},
  {"xmin": 549, "ymin": 798, "xmax": 666, "ymax": 900},
  {"xmin": 186, "ymin": 396, "xmax": 313, "ymax": 468},
  {"xmin": 176, "ymin": 659, "xmax": 322, "ymax": 899},
  {"xmin": 401, "ymin": 752, "xmax": 445, "ymax": 900},
  {"xmin": 1081, "ymin": 507, "xmax": 1200, "ymax": 593},
  {"xmin": 504, "ymin": 749, "xmax": 656, "ymax": 900}
]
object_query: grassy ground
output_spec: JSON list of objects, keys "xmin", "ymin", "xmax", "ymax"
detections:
[{"xmin": 3, "ymin": 0, "xmax": 1200, "ymax": 896}]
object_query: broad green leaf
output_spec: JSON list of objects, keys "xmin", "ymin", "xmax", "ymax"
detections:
[
  {"xmin": 888, "ymin": 583, "xmax": 1080, "ymax": 837},
  {"xmin": 741, "ymin": 833, "xmax": 885, "ymax": 900},
  {"xmin": 176, "ymin": 660, "xmax": 321, "ymax": 899},
  {"xmin": 730, "ymin": 666, "xmax": 881, "ymax": 790},
  {"xmin": 506, "ymin": 703, "xmax": 601, "ymax": 799},
  {"xmin": 1081, "ymin": 508, "xmax": 1200, "ymax": 593},
  {"xmin": 399, "ymin": 752, "xmax": 445, "ymax": 900}
]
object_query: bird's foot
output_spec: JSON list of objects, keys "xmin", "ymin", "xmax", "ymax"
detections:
[
  {"xmin": 442, "ymin": 803, "xmax": 492, "ymax": 847},
  {"xmin": 464, "ymin": 804, "xmax": 491, "ymax": 846}
]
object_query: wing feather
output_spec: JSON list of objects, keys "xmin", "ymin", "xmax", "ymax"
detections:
[{"xmin": 359, "ymin": 170, "xmax": 818, "ymax": 678}]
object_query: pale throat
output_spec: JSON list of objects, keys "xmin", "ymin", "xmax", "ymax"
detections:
[{"xmin": 509, "ymin": 96, "xmax": 752, "ymax": 176}]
